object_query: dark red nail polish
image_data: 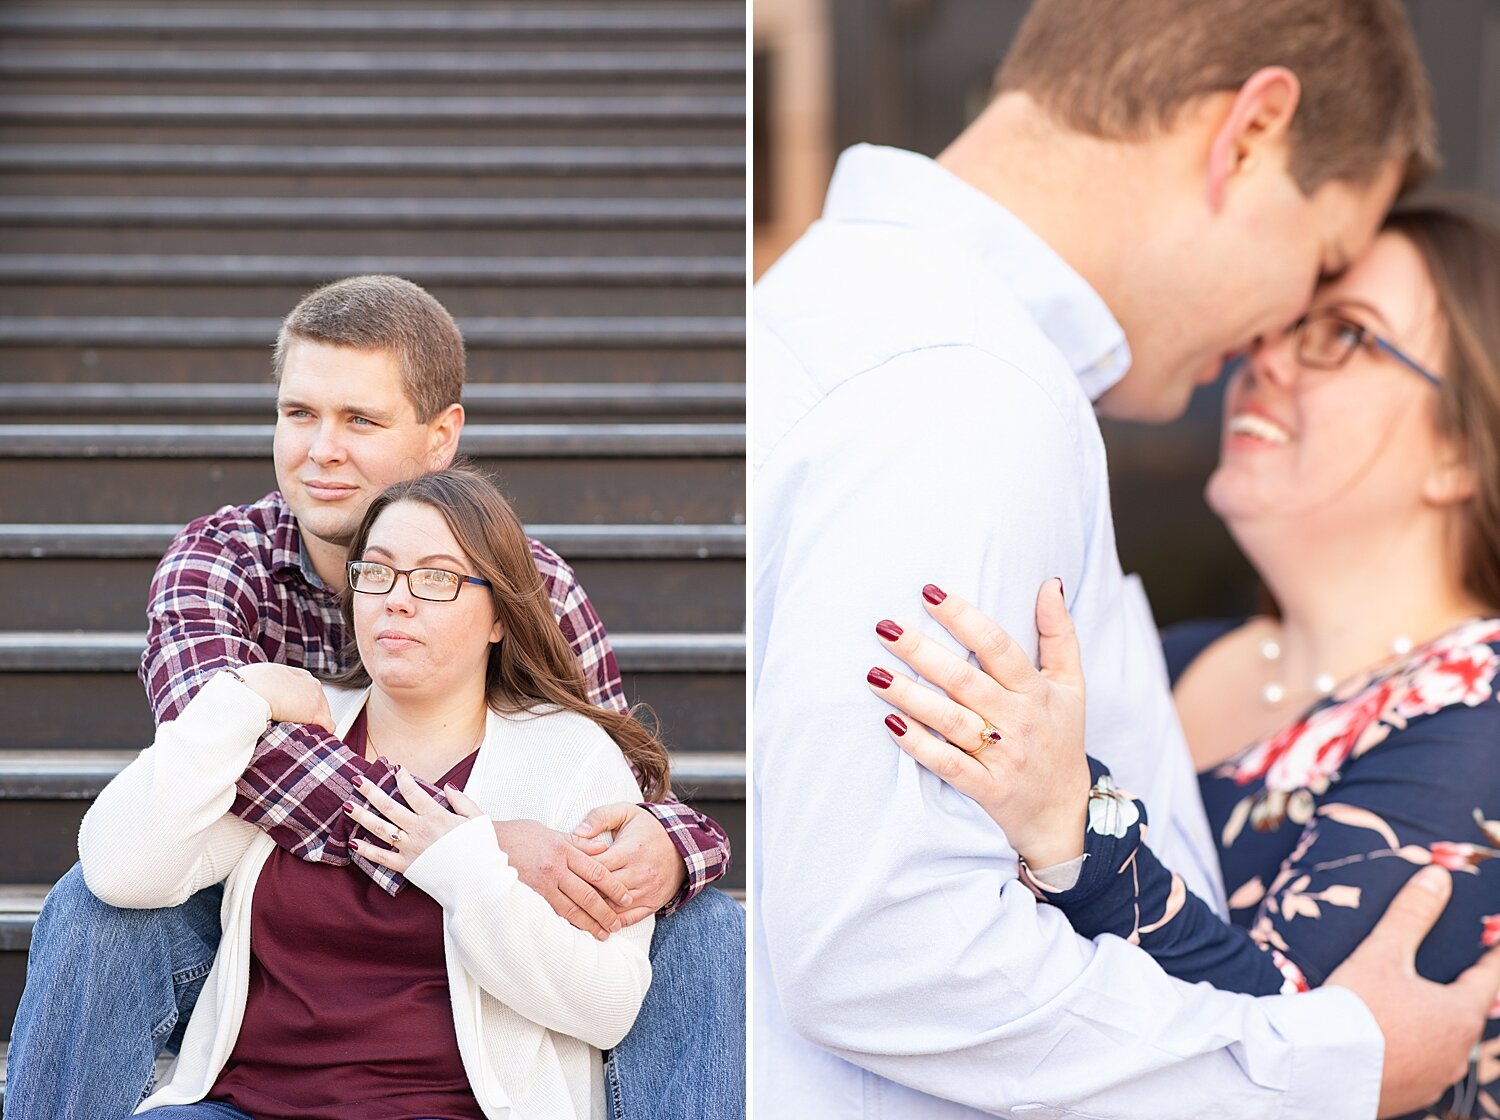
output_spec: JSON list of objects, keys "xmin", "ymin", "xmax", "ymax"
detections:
[
  {"xmin": 922, "ymin": 584, "xmax": 947, "ymax": 605},
  {"xmin": 876, "ymin": 619, "xmax": 903, "ymax": 642},
  {"xmin": 867, "ymin": 667, "xmax": 893, "ymax": 689},
  {"xmin": 350, "ymin": 839, "xmax": 361, "ymax": 851},
  {"xmin": 342, "ymin": 801, "xmax": 354, "ymax": 813},
  {"xmin": 885, "ymin": 714, "xmax": 908, "ymax": 736}
]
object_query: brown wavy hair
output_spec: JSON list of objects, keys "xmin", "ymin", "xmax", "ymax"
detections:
[
  {"xmin": 328, "ymin": 465, "xmax": 670, "ymax": 800},
  {"xmin": 1385, "ymin": 202, "xmax": 1500, "ymax": 611}
]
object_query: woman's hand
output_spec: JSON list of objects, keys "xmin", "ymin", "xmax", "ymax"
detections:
[
  {"xmin": 867, "ymin": 579, "xmax": 1091, "ymax": 868},
  {"xmin": 228, "ymin": 662, "xmax": 336, "ymax": 733},
  {"xmin": 345, "ymin": 769, "xmax": 486, "ymax": 874}
]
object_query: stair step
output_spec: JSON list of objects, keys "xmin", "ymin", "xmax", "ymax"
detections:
[
  {"xmin": 0, "ymin": 254, "xmax": 742, "ymax": 286},
  {"xmin": 0, "ymin": 876, "xmax": 746, "ymax": 950},
  {"xmin": 0, "ymin": 196, "xmax": 744, "ymax": 228},
  {"xmin": 0, "ymin": 8, "xmax": 746, "ymax": 40},
  {"xmin": 0, "ymin": 144, "xmax": 744, "ymax": 175},
  {"xmin": 2, "ymin": 668, "xmax": 740, "ymax": 755},
  {"xmin": 0, "ymin": 522, "xmax": 744, "ymax": 559},
  {"xmin": 0, "ymin": 382, "xmax": 743, "ymax": 420},
  {"xmin": 0, "ymin": 889, "xmax": 37, "ymax": 953},
  {"xmin": 0, "ymin": 524, "xmax": 745, "ymax": 632},
  {"xmin": 0, "ymin": 422, "xmax": 743, "ymax": 458},
  {"xmin": 0, "ymin": 632, "xmax": 745, "ymax": 673},
  {"xmin": 0, "ymin": 315, "xmax": 743, "ymax": 347},
  {"xmin": 0, "ymin": 49, "xmax": 745, "ymax": 82},
  {"xmin": 0, "ymin": 94, "xmax": 744, "ymax": 125},
  {"xmin": 0, "ymin": 748, "xmax": 745, "ymax": 800}
]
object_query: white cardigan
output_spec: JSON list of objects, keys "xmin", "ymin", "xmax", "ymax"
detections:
[{"xmin": 79, "ymin": 672, "xmax": 654, "ymax": 1120}]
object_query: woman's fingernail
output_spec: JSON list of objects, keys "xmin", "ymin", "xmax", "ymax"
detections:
[
  {"xmin": 1055, "ymin": 577, "xmax": 1065, "ymax": 598},
  {"xmin": 342, "ymin": 801, "xmax": 354, "ymax": 813},
  {"xmin": 351, "ymin": 775, "xmax": 364, "ymax": 788},
  {"xmin": 922, "ymin": 584, "xmax": 947, "ymax": 605},
  {"xmin": 885, "ymin": 714, "xmax": 908, "ymax": 736},
  {"xmin": 876, "ymin": 619, "xmax": 903, "ymax": 642},
  {"xmin": 350, "ymin": 839, "xmax": 361, "ymax": 851},
  {"xmin": 867, "ymin": 667, "xmax": 894, "ymax": 689}
]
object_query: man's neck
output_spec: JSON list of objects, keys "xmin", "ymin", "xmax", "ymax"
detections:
[
  {"xmin": 300, "ymin": 528, "xmax": 350, "ymax": 593},
  {"xmin": 935, "ymin": 92, "xmax": 1208, "ymax": 361}
]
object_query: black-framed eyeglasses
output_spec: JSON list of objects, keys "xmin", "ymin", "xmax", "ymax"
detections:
[
  {"xmin": 1288, "ymin": 307, "xmax": 1443, "ymax": 388},
  {"xmin": 347, "ymin": 560, "xmax": 491, "ymax": 603}
]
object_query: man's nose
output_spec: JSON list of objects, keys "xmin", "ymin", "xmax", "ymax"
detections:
[{"xmin": 309, "ymin": 422, "xmax": 347, "ymax": 464}]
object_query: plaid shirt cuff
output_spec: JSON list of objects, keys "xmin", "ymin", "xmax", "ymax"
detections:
[{"xmin": 643, "ymin": 798, "xmax": 731, "ymax": 915}]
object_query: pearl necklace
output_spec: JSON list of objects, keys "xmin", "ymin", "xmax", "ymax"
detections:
[{"xmin": 1258, "ymin": 633, "xmax": 1413, "ymax": 707}]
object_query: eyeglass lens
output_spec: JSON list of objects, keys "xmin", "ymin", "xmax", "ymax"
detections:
[
  {"xmin": 1297, "ymin": 314, "xmax": 1363, "ymax": 369},
  {"xmin": 349, "ymin": 562, "xmax": 463, "ymax": 601}
]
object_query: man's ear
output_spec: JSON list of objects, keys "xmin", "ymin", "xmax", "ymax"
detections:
[
  {"xmin": 1206, "ymin": 66, "xmax": 1302, "ymax": 211},
  {"xmin": 427, "ymin": 402, "xmax": 465, "ymax": 469}
]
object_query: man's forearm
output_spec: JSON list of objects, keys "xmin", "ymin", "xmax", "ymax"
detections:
[{"xmin": 643, "ymin": 798, "xmax": 731, "ymax": 913}]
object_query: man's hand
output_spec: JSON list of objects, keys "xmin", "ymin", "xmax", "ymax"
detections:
[
  {"xmin": 492, "ymin": 818, "xmax": 634, "ymax": 941},
  {"xmin": 1327, "ymin": 864, "xmax": 1500, "ymax": 1117},
  {"xmin": 572, "ymin": 803, "xmax": 687, "ymax": 926}
]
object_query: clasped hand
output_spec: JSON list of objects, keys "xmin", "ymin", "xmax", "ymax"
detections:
[
  {"xmin": 346, "ymin": 769, "xmax": 485, "ymax": 870},
  {"xmin": 867, "ymin": 579, "xmax": 1092, "ymax": 869},
  {"xmin": 349, "ymin": 778, "xmax": 683, "ymax": 941}
]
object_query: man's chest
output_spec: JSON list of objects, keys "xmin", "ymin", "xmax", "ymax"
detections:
[{"xmin": 255, "ymin": 585, "xmax": 346, "ymax": 674}]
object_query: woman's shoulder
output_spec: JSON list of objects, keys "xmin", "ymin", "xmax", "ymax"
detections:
[
  {"xmin": 490, "ymin": 703, "xmax": 619, "ymax": 756},
  {"xmin": 1160, "ymin": 616, "xmax": 1255, "ymax": 687},
  {"xmin": 1369, "ymin": 616, "xmax": 1500, "ymax": 726}
]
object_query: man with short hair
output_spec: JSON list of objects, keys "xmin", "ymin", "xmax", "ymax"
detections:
[
  {"xmin": 9, "ymin": 275, "xmax": 744, "ymax": 1120},
  {"xmin": 754, "ymin": 1, "xmax": 1495, "ymax": 1116}
]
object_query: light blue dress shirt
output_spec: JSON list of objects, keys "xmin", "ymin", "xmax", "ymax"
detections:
[{"xmin": 752, "ymin": 145, "xmax": 1384, "ymax": 1119}]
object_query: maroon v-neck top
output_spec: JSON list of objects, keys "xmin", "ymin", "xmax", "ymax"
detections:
[{"xmin": 210, "ymin": 710, "xmax": 485, "ymax": 1120}]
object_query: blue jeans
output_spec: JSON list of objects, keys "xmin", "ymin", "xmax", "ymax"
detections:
[
  {"xmin": 7, "ymin": 865, "xmax": 745, "ymax": 1120},
  {"xmin": 136, "ymin": 1109, "xmax": 448, "ymax": 1120}
]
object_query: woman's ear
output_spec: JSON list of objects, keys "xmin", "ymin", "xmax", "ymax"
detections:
[
  {"xmin": 490, "ymin": 616, "xmax": 505, "ymax": 644},
  {"xmin": 1423, "ymin": 442, "xmax": 1478, "ymax": 507}
]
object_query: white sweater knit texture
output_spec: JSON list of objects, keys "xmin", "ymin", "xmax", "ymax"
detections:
[{"xmin": 79, "ymin": 673, "xmax": 653, "ymax": 1120}]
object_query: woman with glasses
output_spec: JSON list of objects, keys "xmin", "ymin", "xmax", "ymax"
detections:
[
  {"xmin": 78, "ymin": 466, "xmax": 668, "ymax": 1120},
  {"xmin": 867, "ymin": 203, "xmax": 1500, "ymax": 1118}
]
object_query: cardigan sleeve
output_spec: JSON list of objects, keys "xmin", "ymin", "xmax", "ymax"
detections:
[
  {"xmin": 79, "ymin": 671, "xmax": 267, "ymax": 908},
  {"xmin": 405, "ymin": 727, "xmax": 654, "ymax": 1050}
]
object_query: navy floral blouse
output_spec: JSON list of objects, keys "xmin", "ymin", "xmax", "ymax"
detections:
[{"xmin": 1020, "ymin": 617, "xmax": 1500, "ymax": 1120}]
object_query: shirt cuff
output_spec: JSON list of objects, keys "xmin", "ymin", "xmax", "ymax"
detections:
[{"xmin": 1259, "ymin": 986, "xmax": 1383, "ymax": 1120}]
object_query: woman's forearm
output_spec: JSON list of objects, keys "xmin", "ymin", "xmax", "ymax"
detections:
[
  {"xmin": 408, "ymin": 814, "xmax": 654, "ymax": 1048},
  {"xmin": 79, "ymin": 671, "xmax": 265, "ymax": 907}
]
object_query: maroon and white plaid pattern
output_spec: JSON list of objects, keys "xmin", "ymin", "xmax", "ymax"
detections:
[{"xmin": 140, "ymin": 491, "xmax": 729, "ymax": 911}]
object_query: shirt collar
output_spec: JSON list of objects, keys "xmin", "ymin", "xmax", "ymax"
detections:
[
  {"xmin": 821, "ymin": 144, "xmax": 1131, "ymax": 400},
  {"xmin": 269, "ymin": 495, "xmax": 327, "ymax": 590}
]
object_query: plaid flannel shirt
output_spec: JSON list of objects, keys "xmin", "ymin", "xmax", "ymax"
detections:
[{"xmin": 139, "ymin": 491, "xmax": 729, "ymax": 912}]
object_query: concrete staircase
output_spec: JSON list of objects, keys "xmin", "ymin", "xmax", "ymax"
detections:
[{"xmin": 0, "ymin": 0, "xmax": 745, "ymax": 1107}]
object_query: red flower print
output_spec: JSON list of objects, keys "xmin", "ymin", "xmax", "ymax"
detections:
[
  {"xmin": 1483, "ymin": 914, "xmax": 1500, "ymax": 948},
  {"xmin": 1430, "ymin": 841, "xmax": 1494, "ymax": 873}
]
